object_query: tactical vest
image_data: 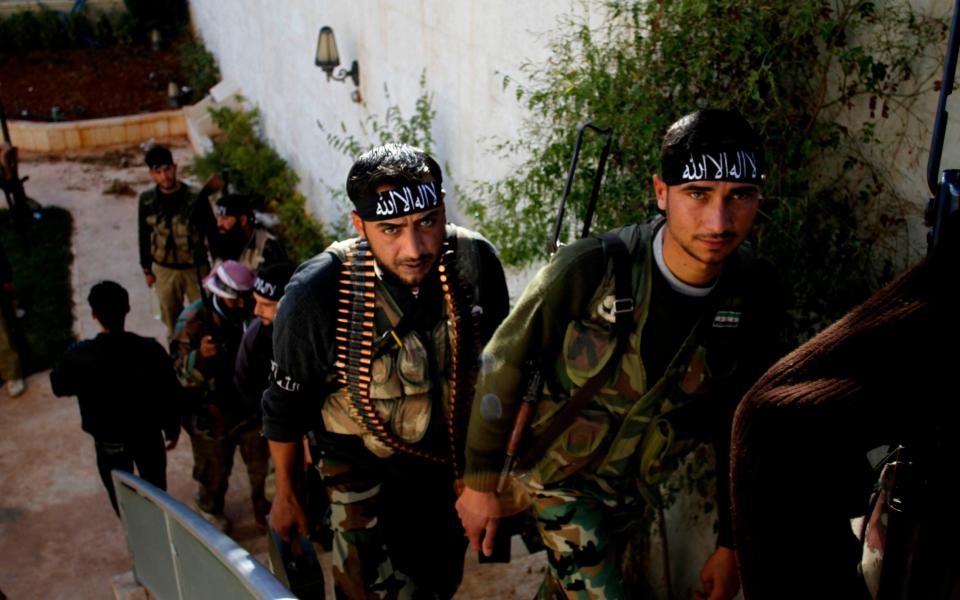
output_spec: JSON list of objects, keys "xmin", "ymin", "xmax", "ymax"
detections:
[
  {"xmin": 214, "ymin": 228, "xmax": 277, "ymax": 272},
  {"xmin": 322, "ymin": 224, "xmax": 486, "ymax": 476},
  {"xmin": 526, "ymin": 219, "xmax": 754, "ymax": 491},
  {"xmin": 141, "ymin": 185, "xmax": 204, "ymax": 267}
]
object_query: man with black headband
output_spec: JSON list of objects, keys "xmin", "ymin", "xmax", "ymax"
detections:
[
  {"xmin": 457, "ymin": 109, "xmax": 783, "ymax": 599},
  {"xmin": 212, "ymin": 194, "xmax": 287, "ymax": 271},
  {"xmin": 263, "ymin": 143, "xmax": 509, "ymax": 599},
  {"xmin": 171, "ymin": 260, "xmax": 270, "ymax": 532}
]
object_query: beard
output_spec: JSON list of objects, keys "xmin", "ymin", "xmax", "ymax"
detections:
[{"xmin": 217, "ymin": 226, "xmax": 248, "ymax": 259}]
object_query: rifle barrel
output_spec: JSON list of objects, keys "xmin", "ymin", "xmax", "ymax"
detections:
[{"xmin": 550, "ymin": 122, "xmax": 614, "ymax": 254}]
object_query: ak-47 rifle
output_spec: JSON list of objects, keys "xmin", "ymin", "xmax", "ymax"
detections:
[
  {"xmin": 496, "ymin": 121, "xmax": 613, "ymax": 493},
  {"xmin": 864, "ymin": 3, "xmax": 960, "ymax": 598}
]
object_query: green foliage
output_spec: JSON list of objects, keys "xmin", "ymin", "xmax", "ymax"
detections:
[
  {"xmin": 192, "ymin": 102, "xmax": 331, "ymax": 263},
  {"xmin": 0, "ymin": 7, "xmax": 136, "ymax": 51},
  {"xmin": 464, "ymin": 0, "xmax": 946, "ymax": 343},
  {"xmin": 0, "ymin": 207, "xmax": 75, "ymax": 375},
  {"xmin": 178, "ymin": 36, "xmax": 221, "ymax": 99}
]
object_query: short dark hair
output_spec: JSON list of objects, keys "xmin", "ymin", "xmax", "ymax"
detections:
[
  {"xmin": 345, "ymin": 143, "xmax": 443, "ymax": 206},
  {"xmin": 88, "ymin": 280, "xmax": 129, "ymax": 332},
  {"xmin": 144, "ymin": 145, "xmax": 173, "ymax": 169},
  {"xmin": 660, "ymin": 109, "xmax": 763, "ymax": 172}
]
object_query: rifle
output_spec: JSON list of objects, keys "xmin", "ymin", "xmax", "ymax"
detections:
[
  {"xmin": 496, "ymin": 121, "xmax": 614, "ymax": 493},
  {"xmin": 867, "ymin": 3, "xmax": 960, "ymax": 598}
]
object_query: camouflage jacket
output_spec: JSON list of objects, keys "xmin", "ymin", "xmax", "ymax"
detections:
[
  {"xmin": 138, "ymin": 183, "xmax": 215, "ymax": 270},
  {"xmin": 465, "ymin": 219, "xmax": 782, "ymax": 529},
  {"xmin": 170, "ymin": 299, "xmax": 251, "ymax": 424},
  {"xmin": 212, "ymin": 226, "xmax": 287, "ymax": 273}
]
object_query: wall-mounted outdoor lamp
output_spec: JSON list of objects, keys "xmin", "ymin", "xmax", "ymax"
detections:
[{"xmin": 315, "ymin": 26, "xmax": 361, "ymax": 102}]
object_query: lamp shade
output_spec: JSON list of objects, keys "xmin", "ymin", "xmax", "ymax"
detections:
[{"xmin": 315, "ymin": 26, "xmax": 341, "ymax": 71}]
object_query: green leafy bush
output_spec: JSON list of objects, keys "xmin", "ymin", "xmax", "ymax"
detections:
[
  {"xmin": 464, "ymin": 0, "xmax": 947, "ymax": 344},
  {"xmin": 192, "ymin": 103, "xmax": 331, "ymax": 263},
  {"xmin": 0, "ymin": 7, "xmax": 127, "ymax": 51},
  {"xmin": 178, "ymin": 37, "xmax": 221, "ymax": 100}
]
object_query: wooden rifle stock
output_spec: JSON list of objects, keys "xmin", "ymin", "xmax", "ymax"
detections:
[
  {"xmin": 497, "ymin": 121, "xmax": 613, "ymax": 490},
  {"xmin": 496, "ymin": 368, "xmax": 541, "ymax": 494}
]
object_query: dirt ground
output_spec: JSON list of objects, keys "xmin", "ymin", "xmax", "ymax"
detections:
[
  {"xmin": 0, "ymin": 140, "xmax": 545, "ymax": 599},
  {"xmin": 0, "ymin": 44, "xmax": 185, "ymax": 122}
]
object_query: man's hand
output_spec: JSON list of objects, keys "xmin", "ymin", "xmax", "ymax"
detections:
[
  {"xmin": 302, "ymin": 436, "xmax": 313, "ymax": 467},
  {"xmin": 269, "ymin": 440, "xmax": 310, "ymax": 542},
  {"xmin": 695, "ymin": 546, "xmax": 740, "ymax": 600},
  {"xmin": 456, "ymin": 486, "xmax": 501, "ymax": 557},
  {"xmin": 165, "ymin": 434, "xmax": 179, "ymax": 450},
  {"xmin": 144, "ymin": 272, "xmax": 156, "ymax": 288},
  {"xmin": 270, "ymin": 488, "xmax": 309, "ymax": 543},
  {"xmin": 199, "ymin": 335, "xmax": 218, "ymax": 359}
]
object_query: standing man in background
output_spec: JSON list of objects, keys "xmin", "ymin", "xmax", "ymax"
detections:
[
  {"xmin": 138, "ymin": 144, "xmax": 217, "ymax": 339},
  {"xmin": 0, "ymin": 242, "xmax": 24, "ymax": 397}
]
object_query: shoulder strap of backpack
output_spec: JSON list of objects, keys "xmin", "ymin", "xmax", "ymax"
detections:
[{"xmin": 515, "ymin": 231, "xmax": 636, "ymax": 470}]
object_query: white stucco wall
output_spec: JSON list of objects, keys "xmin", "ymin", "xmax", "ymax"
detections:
[
  {"xmin": 187, "ymin": 0, "xmax": 960, "ymax": 281},
  {"xmin": 187, "ymin": 1, "xmax": 594, "ymax": 239}
]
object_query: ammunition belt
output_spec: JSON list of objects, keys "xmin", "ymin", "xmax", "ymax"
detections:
[{"xmin": 335, "ymin": 239, "xmax": 480, "ymax": 477}]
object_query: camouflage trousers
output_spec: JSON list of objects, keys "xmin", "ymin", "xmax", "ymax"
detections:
[
  {"xmin": 189, "ymin": 418, "xmax": 270, "ymax": 519},
  {"xmin": 531, "ymin": 480, "xmax": 632, "ymax": 600},
  {"xmin": 317, "ymin": 449, "xmax": 467, "ymax": 600}
]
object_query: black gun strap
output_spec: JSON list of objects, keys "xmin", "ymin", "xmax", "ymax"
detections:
[{"xmin": 516, "ymin": 232, "xmax": 634, "ymax": 471}]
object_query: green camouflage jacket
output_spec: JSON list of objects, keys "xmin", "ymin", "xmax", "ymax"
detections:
[
  {"xmin": 465, "ymin": 219, "xmax": 782, "ymax": 504},
  {"xmin": 138, "ymin": 183, "xmax": 214, "ymax": 270}
]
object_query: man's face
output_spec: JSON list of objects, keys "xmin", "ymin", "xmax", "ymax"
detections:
[
  {"xmin": 654, "ymin": 176, "xmax": 761, "ymax": 285},
  {"xmin": 149, "ymin": 163, "xmax": 178, "ymax": 192},
  {"xmin": 217, "ymin": 293, "xmax": 251, "ymax": 322},
  {"xmin": 217, "ymin": 214, "xmax": 238, "ymax": 234},
  {"xmin": 351, "ymin": 184, "xmax": 446, "ymax": 287},
  {"xmin": 253, "ymin": 292, "xmax": 279, "ymax": 326}
]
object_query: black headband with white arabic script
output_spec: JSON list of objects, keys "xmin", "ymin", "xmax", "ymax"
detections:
[
  {"xmin": 353, "ymin": 180, "xmax": 443, "ymax": 221},
  {"xmin": 661, "ymin": 147, "xmax": 763, "ymax": 186}
]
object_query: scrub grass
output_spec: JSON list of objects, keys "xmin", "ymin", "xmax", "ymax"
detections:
[{"xmin": 0, "ymin": 206, "xmax": 75, "ymax": 376}]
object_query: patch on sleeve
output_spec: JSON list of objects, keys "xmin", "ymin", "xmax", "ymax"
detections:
[
  {"xmin": 479, "ymin": 351, "xmax": 497, "ymax": 373},
  {"xmin": 712, "ymin": 310, "xmax": 741, "ymax": 328},
  {"xmin": 480, "ymin": 393, "xmax": 503, "ymax": 421}
]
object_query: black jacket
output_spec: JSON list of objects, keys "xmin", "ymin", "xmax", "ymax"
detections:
[{"xmin": 50, "ymin": 331, "xmax": 182, "ymax": 443}]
